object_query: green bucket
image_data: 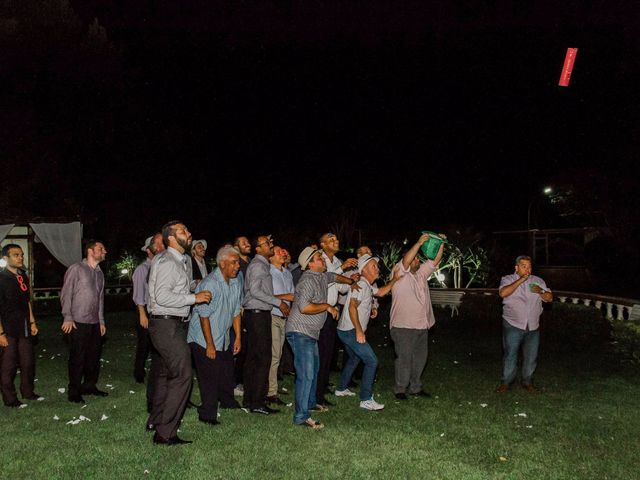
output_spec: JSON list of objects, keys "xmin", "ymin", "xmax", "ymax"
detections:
[{"xmin": 420, "ymin": 231, "xmax": 448, "ymax": 260}]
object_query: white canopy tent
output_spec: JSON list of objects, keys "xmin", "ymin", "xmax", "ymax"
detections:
[{"xmin": 0, "ymin": 220, "xmax": 83, "ymax": 293}]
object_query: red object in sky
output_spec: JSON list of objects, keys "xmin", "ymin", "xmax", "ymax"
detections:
[{"xmin": 559, "ymin": 48, "xmax": 578, "ymax": 87}]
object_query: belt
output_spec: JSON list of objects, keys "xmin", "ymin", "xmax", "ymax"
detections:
[
  {"xmin": 247, "ymin": 309, "xmax": 270, "ymax": 314},
  {"xmin": 151, "ymin": 314, "xmax": 190, "ymax": 322},
  {"xmin": 272, "ymin": 314, "xmax": 285, "ymax": 319}
]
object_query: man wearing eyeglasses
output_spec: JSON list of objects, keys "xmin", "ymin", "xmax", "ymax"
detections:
[
  {"xmin": 0, "ymin": 244, "xmax": 41, "ymax": 407},
  {"xmin": 241, "ymin": 234, "xmax": 291, "ymax": 415},
  {"xmin": 61, "ymin": 239, "xmax": 108, "ymax": 404}
]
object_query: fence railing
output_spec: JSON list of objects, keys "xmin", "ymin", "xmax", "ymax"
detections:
[
  {"xmin": 431, "ymin": 288, "xmax": 640, "ymax": 322},
  {"xmin": 33, "ymin": 284, "xmax": 640, "ymax": 323},
  {"xmin": 33, "ymin": 285, "xmax": 133, "ymax": 299}
]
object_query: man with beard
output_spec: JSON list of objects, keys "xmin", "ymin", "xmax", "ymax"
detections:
[
  {"xmin": 242, "ymin": 234, "xmax": 291, "ymax": 415},
  {"xmin": 61, "ymin": 240, "xmax": 108, "ymax": 404},
  {"xmin": 0, "ymin": 244, "xmax": 40, "ymax": 407},
  {"xmin": 147, "ymin": 221, "xmax": 212, "ymax": 445},
  {"xmin": 232, "ymin": 235, "xmax": 252, "ymax": 396}
]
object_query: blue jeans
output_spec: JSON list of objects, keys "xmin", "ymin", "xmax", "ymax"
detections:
[
  {"xmin": 337, "ymin": 329, "xmax": 378, "ymax": 401},
  {"xmin": 286, "ymin": 332, "xmax": 319, "ymax": 425},
  {"xmin": 501, "ymin": 319, "xmax": 540, "ymax": 386}
]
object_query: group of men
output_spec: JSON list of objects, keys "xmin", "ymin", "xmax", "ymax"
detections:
[{"xmin": 0, "ymin": 223, "xmax": 552, "ymax": 445}]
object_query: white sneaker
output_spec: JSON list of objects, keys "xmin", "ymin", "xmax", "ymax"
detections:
[
  {"xmin": 334, "ymin": 388, "xmax": 356, "ymax": 397},
  {"xmin": 360, "ymin": 398, "xmax": 385, "ymax": 411},
  {"xmin": 234, "ymin": 384, "xmax": 244, "ymax": 397}
]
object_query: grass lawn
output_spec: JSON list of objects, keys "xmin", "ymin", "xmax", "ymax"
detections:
[{"xmin": 2, "ymin": 296, "xmax": 639, "ymax": 479}]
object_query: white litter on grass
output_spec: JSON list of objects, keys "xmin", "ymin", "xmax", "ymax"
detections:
[
  {"xmin": 515, "ymin": 413, "xmax": 527, "ymax": 418},
  {"xmin": 106, "ymin": 384, "xmax": 113, "ymax": 387},
  {"xmin": 129, "ymin": 391, "xmax": 135, "ymax": 394},
  {"xmin": 79, "ymin": 415, "xmax": 91, "ymax": 422},
  {"xmin": 480, "ymin": 403, "xmax": 488, "ymax": 408},
  {"xmin": 81, "ymin": 404, "xmax": 87, "ymax": 409},
  {"xmin": 53, "ymin": 415, "xmax": 59, "ymax": 421},
  {"xmin": 144, "ymin": 470, "xmax": 150, "ymax": 475},
  {"xmin": 58, "ymin": 388, "xmax": 65, "ymax": 394},
  {"xmin": 101, "ymin": 414, "xmax": 108, "ymax": 421},
  {"xmin": 37, "ymin": 397, "xmax": 45, "ymax": 401},
  {"xmin": 19, "ymin": 403, "xmax": 28, "ymax": 409},
  {"xmin": 34, "ymin": 378, "xmax": 38, "ymax": 382},
  {"xmin": 598, "ymin": 416, "xmax": 603, "ymax": 420},
  {"xmin": 50, "ymin": 356, "xmax": 55, "ymax": 360},
  {"xmin": 526, "ymin": 425, "xmax": 533, "ymax": 429},
  {"xmin": 453, "ymin": 361, "xmax": 459, "ymax": 364},
  {"xmin": 241, "ymin": 408, "xmax": 250, "ymax": 414},
  {"xmin": 440, "ymin": 433, "xmax": 445, "ymax": 437},
  {"xmin": 286, "ymin": 403, "xmax": 293, "ymax": 407},
  {"xmin": 67, "ymin": 419, "xmax": 81, "ymax": 425}
]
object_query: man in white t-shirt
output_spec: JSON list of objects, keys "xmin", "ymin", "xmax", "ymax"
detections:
[{"xmin": 334, "ymin": 255, "xmax": 398, "ymax": 411}]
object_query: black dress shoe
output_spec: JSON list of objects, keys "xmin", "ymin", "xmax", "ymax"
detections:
[
  {"xmin": 5, "ymin": 400, "xmax": 24, "ymax": 408},
  {"xmin": 134, "ymin": 376, "xmax": 145, "ymax": 384},
  {"xmin": 186, "ymin": 400, "xmax": 200, "ymax": 409},
  {"xmin": 153, "ymin": 433, "xmax": 192, "ymax": 445},
  {"xmin": 250, "ymin": 405, "xmax": 279, "ymax": 415},
  {"xmin": 23, "ymin": 393, "xmax": 43, "ymax": 400},
  {"xmin": 198, "ymin": 417, "xmax": 220, "ymax": 426},
  {"xmin": 318, "ymin": 398, "xmax": 335, "ymax": 407},
  {"xmin": 395, "ymin": 393, "xmax": 408, "ymax": 400},
  {"xmin": 68, "ymin": 395, "xmax": 85, "ymax": 404},
  {"xmin": 266, "ymin": 396, "xmax": 286, "ymax": 406},
  {"xmin": 411, "ymin": 390, "xmax": 432, "ymax": 398},
  {"xmin": 220, "ymin": 401, "xmax": 241, "ymax": 409},
  {"xmin": 85, "ymin": 389, "xmax": 109, "ymax": 397}
]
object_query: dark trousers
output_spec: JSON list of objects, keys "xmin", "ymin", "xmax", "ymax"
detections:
[
  {"xmin": 67, "ymin": 323, "xmax": 102, "ymax": 398},
  {"xmin": 279, "ymin": 340, "xmax": 295, "ymax": 377},
  {"xmin": 134, "ymin": 319, "xmax": 151, "ymax": 382},
  {"xmin": 316, "ymin": 314, "xmax": 337, "ymax": 401},
  {"xmin": 147, "ymin": 317, "xmax": 192, "ymax": 439},
  {"xmin": 242, "ymin": 310, "xmax": 272, "ymax": 409},
  {"xmin": 0, "ymin": 336, "xmax": 35, "ymax": 405},
  {"xmin": 232, "ymin": 317, "xmax": 248, "ymax": 386},
  {"xmin": 190, "ymin": 343, "xmax": 235, "ymax": 420}
]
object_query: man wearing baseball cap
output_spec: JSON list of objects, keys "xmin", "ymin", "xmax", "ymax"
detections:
[
  {"xmin": 285, "ymin": 247, "xmax": 357, "ymax": 428},
  {"xmin": 335, "ymin": 254, "xmax": 399, "ymax": 411}
]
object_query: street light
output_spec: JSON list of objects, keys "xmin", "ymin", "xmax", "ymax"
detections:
[{"xmin": 527, "ymin": 186, "xmax": 553, "ymax": 230}]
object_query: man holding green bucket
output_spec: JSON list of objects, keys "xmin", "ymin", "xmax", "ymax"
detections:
[{"xmin": 389, "ymin": 232, "xmax": 447, "ymax": 400}]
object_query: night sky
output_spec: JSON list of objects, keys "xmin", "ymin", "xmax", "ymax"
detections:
[{"xmin": 2, "ymin": 2, "xmax": 639, "ymax": 255}]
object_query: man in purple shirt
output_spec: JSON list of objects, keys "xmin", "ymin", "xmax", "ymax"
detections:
[
  {"xmin": 61, "ymin": 240, "xmax": 108, "ymax": 403},
  {"xmin": 496, "ymin": 255, "xmax": 553, "ymax": 393}
]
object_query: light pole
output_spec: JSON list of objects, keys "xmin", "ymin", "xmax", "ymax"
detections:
[{"xmin": 527, "ymin": 186, "xmax": 552, "ymax": 230}]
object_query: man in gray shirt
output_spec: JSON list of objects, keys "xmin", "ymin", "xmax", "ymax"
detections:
[
  {"xmin": 61, "ymin": 240, "xmax": 108, "ymax": 404},
  {"xmin": 146, "ymin": 221, "xmax": 212, "ymax": 446},
  {"xmin": 285, "ymin": 246, "xmax": 357, "ymax": 429},
  {"xmin": 242, "ymin": 234, "xmax": 291, "ymax": 415}
]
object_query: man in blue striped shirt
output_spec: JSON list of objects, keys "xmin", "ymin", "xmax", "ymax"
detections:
[{"xmin": 188, "ymin": 246, "xmax": 243, "ymax": 425}]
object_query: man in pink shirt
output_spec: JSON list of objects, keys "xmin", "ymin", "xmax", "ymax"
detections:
[{"xmin": 389, "ymin": 232, "xmax": 446, "ymax": 400}]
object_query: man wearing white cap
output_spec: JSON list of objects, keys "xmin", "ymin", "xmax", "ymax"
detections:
[
  {"xmin": 131, "ymin": 233, "xmax": 164, "ymax": 412},
  {"xmin": 285, "ymin": 247, "xmax": 357, "ymax": 428},
  {"xmin": 190, "ymin": 239, "xmax": 208, "ymax": 282},
  {"xmin": 335, "ymin": 254, "xmax": 398, "ymax": 410}
]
